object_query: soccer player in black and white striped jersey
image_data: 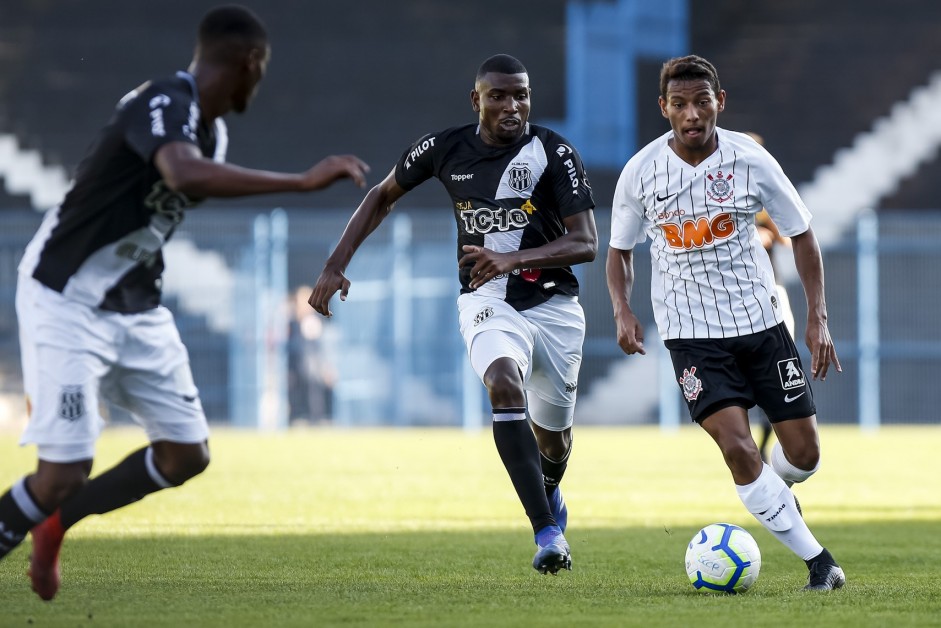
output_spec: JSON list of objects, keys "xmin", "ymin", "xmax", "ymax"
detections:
[
  {"xmin": 310, "ymin": 54, "xmax": 597, "ymax": 575},
  {"xmin": 0, "ymin": 6, "xmax": 368, "ymax": 601},
  {"xmin": 607, "ymin": 55, "xmax": 845, "ymax": 591}
]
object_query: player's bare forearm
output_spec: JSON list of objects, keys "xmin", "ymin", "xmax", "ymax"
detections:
[
  {"xmin": 791, "ymin": 227, "xmax": 841, "ymax": 378},
  {"xmin": 464, "ymin": 210, "xmax": 596, "ymax": 274},
  {"xmin": 606, "ymin": 246, "xmax": 635, "ymax": 317},
  {"xmin": 513, "ymin": 211, "xmax": 598, "ymax": 269},
  {"xmin": 606, "ymin": 246, "xmax": 646, "ymax": 355},
  {"xmin": 155, "ymin": 143, "xmax": 369, "ymax": 198},
  {"xmin": 324, "ymin": 174, "xmax": 402, "ymax": 273},
  {"xmin": 458, "ymin": 211, "xmax": 596, "ymax": 289},
  {"xmin": 309, "ymin": 173, "xmax": 404, "ymax": 317},
  {"xmin": 163, "ymin": 158, "xmax": 307, "ymax": 197},
  {"xmin": 791, "ymin": 227, "xmax": 828, "ymax": 324}
]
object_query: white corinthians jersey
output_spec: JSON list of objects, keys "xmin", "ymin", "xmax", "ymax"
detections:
[
  {"xmin": 610, "ymin": 128, "xmax": 811, "ymax": 340},
  {"xmin": 395, "ymin": 123, "xmax": 594, "ymax": 311}
]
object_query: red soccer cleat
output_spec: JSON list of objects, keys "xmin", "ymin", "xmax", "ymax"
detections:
[{"xmin": 28, "ymin": 510, "xmax": 65, "ymax": 601}]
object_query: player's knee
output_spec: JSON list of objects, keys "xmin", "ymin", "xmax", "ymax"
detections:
[
  {"xmin": 771, "ymin": 441, "xmax": 819, "ymax": 482},
  {"xmin": 788, "ymin": 448, "xmax": 820, "ymax": 472},
  {"xmin": 177, "ymin": 447, "xmax": 210, "ymax": 483},
  {"xmin": 483, "ymin": 366, "xmax": 524, "ymax": 407},
  {"xmin": 539, "ymin": 435, "xmax": 570, "ymax": 462},
  {"xmin": 35, "ymin": 472, "xmax": 88, "ymax": 508},
  {"xmin": 720, "ymin": 439, "xmax": 762, "ymax": 477},
  {"xmin": 154, "ymin": 443, "xmax": 210, "ymax": 485}
]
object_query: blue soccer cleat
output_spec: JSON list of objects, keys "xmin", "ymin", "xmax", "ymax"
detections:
[
  {"xmin": 532, "ymin": 526, "xmax": 572, "ymax": 575},
  {"xmin": 547, "ymin": 485, "xmax": 568, "ymax": 533}
]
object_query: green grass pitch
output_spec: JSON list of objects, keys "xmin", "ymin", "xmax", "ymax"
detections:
[{"xmin": 2, "ymin": 425, "xmax": 940, "ymax": 627}]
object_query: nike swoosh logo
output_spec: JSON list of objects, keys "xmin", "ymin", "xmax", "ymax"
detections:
[
  {"xmin": 656, "ymin": 192, "xmax": 676, "ymax": 202},
  {"xmin": 784, "ymin": 392, "xmax": 806, "ymax": 403}
]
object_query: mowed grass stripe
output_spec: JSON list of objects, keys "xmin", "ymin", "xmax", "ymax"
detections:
[{"xmin": 1, "ymin": 426, "xmax": 939, "ymax": 626}]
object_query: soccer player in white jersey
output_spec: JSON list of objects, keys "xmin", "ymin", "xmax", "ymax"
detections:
[
  {"xmin": 606, "ymin": 55, "xmax": 845, "ymax": 591},
  {"xmin": 309, "ymin": 54, "xmax": 597, "ymax": 575},
  {"xmin": 0, "ymin": 5, "xmax": 368, "ymax": 601}
]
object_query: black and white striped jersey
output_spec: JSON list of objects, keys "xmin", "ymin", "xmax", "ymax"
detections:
[
  {"xmin": 610, "ymin": 128, "xmax": 811, "ymax": 340},
  {"xmin": 394, "ymin": 123, "xmax": 594, "ymax": 311},
  {"xmin": 19, "ymin": 71, "xmax": 227, "ymax": 313}
]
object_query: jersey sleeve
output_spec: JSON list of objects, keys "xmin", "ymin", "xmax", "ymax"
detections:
[
  {"xmin": 123, "ymin": 86, "xmax": 200, "ymax": 162},
  {"xmin": 609, "ymin": 159, "xmax": 648, "ymax": 250},
  {"xmin": 394, "ymin": 132, "xmax": 439, "ymax": 191},
  {"xmin": 754, "ymin": 148, "xmax": 812, "ymax": 237},
  {"xmin": 546, "ymin": 138, "xmax": 594, "ymax": 217}
]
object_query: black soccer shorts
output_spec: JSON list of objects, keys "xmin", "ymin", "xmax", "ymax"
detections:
[{"xmin": 664, "ymin": 322, "xmax": 816, "ymax": 424}]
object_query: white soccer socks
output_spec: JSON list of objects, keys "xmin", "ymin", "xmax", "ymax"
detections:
[{"xmin": 736, "ymin": 464, "xmax": 823, "ymax": 561}]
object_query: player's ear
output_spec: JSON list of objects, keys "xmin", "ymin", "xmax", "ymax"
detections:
[
  {"xmin": 658, "ymin": 96, "xmax": 668, "ymax": 119},
  {"xmin": 246, "ymin": 46, "xmax": 263, "ymax": 72},
  {"xmin": 716, "ymin": 90, "xmax": 726, "ymax": 113},
  {"xmin": 471, "ymin": 89, "xmax": 480, "ymax": 113}
]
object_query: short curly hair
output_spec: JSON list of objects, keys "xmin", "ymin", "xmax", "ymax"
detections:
[{"xmin": 659, "ymin": 55, "xmax": 721, "ymax": 99}]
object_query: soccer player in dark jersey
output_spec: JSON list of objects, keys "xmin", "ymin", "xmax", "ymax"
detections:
[
  {"xmin": 309, "ymin": 54, "xmax": 597, "ymax": 575},
  {"xmin": 0, "ymin": 5, "xmax": 368, "ymax": 600}
]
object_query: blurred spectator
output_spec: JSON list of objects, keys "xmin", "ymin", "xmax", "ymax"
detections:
[{"xmin": 288, "ymin": 285, "xmax": 336, "ymax": 424}]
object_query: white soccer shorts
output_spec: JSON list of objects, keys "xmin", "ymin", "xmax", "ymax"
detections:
[
  {"xmin": 16, "ymin": 275, "xmax": 209, "ymax": 463},
  {"xmin": 457, "ymin": 292, "xmax": 585, "ymax": 431}
]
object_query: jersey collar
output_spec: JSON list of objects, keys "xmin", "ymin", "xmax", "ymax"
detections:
[{"xmin": 176, "ymin": 71, "xmax": 199, "ymax": 99}]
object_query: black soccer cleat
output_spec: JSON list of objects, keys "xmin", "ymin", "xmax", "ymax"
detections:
[{"xmin": 803, "ymin": 548, "xmax": 845, "ymax": 591}]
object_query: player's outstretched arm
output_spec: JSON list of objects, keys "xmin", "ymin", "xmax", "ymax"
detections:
[
  {"xmin": 791, "ymin": 226, "xmax": 841, "ymax": 380},
  {"xmin": 154, "ymin": 142, "xmax": 369, "ymax": 198},
  {"xmin": 309, "ymin": 169, "xmax": 407, "ymax": 317},
  {"xmin": 606, "ymin": 246, "xmax": 646, "ymax": 356}
]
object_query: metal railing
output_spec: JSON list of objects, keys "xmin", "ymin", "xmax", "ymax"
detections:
[{"xmin": 1, "ymin": 208, "xmax": 938, "ymax": 429}]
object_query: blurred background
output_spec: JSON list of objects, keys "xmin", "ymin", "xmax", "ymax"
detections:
[{"xmin": 1, "ymin": 0, "xmax": 939, "ymax": 431}]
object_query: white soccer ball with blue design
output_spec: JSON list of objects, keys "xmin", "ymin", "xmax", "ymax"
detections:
[{"xmin": 685, "ymin": 523, "xmax": 761, "ymax": 593}]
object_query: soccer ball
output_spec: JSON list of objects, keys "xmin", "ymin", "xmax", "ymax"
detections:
[{"xmin": 685, "ymin": 523, "xmax": 761, "ymax": 594}]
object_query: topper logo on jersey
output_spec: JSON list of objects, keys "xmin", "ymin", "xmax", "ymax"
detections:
[
  {"xmin": 706, "ymin": 170, "xmax": 734, "ymax": 203},
  {"xmin": 403, "ymin": 136, "xmax": 436, "ymax": 170},
  {"xmin": 508, "ymin": 166, "xmax": 533, "ymax": 192},
  {"xmin": 777, "ymin": 359, "xmax": 806, "ymax": 390},
  {"xmin": 659, "ymin": 212, "xmax": 735, "ymax": 250},
  {"xmin": 460, "ymin": 206, "xmax": 529, "ymax": 234}
]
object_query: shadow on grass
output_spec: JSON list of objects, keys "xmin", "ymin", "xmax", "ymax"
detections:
[{"xmin": 1, "ymin": 521, "xmax": 940, "ymax": 628}]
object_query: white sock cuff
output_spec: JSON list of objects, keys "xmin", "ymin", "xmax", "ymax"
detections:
[
  {"xmin": 735, "ymin": 464, "xmax": 788, "ymax": 514},
  {"xmin": 771, "ymin": 442, "xmax": 818, "ymax": 484},
  {"xmin": 145, "ymin": 447, "xmax": 174, "ymax": 489},
  {"xmin": 492, "ymin": 410, "xmax": 527, "ymax": 422},
  {"xmin": 11, "ymin": 477, "xmax": 46, "ymax": 523}
]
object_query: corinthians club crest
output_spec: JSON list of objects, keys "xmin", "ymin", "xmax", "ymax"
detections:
[
  {"xmin": 678, "ymin": 366, "xmax": 703, "ymax": 401},
  {"xmin": 706, "ymin": 170, "xmax": 734, "ymax": 203}
]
